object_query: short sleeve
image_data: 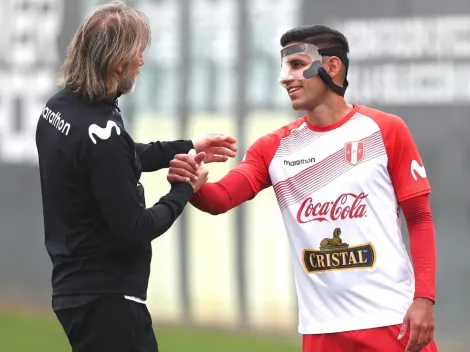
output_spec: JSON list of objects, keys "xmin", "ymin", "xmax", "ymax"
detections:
[
  {"xmin": 378, "ymin": 114, "xmax": 431, "ymax": 202},
  {"xmin": 232, "ymin": 134, "xmax": 280, "ymax": 196}
]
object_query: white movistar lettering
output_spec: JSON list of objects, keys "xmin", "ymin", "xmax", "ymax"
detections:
[
  {"xmin": 410, "ymin": 159, "xmax": 427, "ymax": 180},
  {"xmin": 88, "ymin": 121, "xmax": 121, "ymax": 144},
  {"xmin": 41, "ymin": 106, "xmax": 70, "ymax": 136}
]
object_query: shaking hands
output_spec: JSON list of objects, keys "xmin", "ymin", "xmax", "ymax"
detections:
[
  {"xmin": 167, "ymin": 134, "xmax": 237, "ymax": 192},
  {"xmin": 167, "ymin": 149, "xmax": 208, "ymax": 192}
]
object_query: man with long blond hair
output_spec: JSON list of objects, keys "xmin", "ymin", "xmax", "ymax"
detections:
[{"xmin": 35, "ymin": 1, "xmax": 237, "ymax": 351}]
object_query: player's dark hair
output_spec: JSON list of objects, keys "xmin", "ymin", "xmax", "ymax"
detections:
[{"xmin": 280, "ymin": 24, "xmax": 349, "ymax": 55}]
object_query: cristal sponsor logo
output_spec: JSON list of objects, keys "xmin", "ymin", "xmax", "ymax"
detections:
[
  {"xmin": 284, "ymin": 157, "xmax": 316, "ymax": 167},
  {"xmin": 302, "ymin": 228, "xmax": 376, "ymax": 273},
  {"xmin": 296, "ymin": 192, "xmax": 368, "ymax": 223},
  {"xmin": 41, "ymin": 106, "xmax": 71, "ymax": 136}
]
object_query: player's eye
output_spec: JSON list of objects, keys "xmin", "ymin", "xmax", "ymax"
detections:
[{"xmin": 290, "ymin": 61, "xmax": 305, "ymax": 69}]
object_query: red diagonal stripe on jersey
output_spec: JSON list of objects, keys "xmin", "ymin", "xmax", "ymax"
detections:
[
  {"xmin": 274, "ymin": 136, "xmax": 377, "ymax": 199},
  {"xmin": 275, "ymin": 113, "xmax": 361, "ymax": 157},
  {"xmin": 273, "ymin": 131, "xmax": 385, "ymax": 211},
  {"xmin": 275, "ymin": 132, "xmax": 384, "ymax": 210},
  {"xmin": 275, "ymin": 125, "xmax": 320, "ymax": 158},
  {"xmin": 275, "ymin": 133, "xmax": 384, "ymax": 210}
]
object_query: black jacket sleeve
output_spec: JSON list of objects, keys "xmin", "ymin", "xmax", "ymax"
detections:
[
  {"xmin": 134, "ymin": 140, "xmax": 194, "ymax": 172},
  {"xmin": 89, "ymin": 134, "xmax": 193, "ymax": 246}
]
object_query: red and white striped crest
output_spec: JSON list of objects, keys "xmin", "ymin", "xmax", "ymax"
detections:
[{"xmin": 344, "ymin": 141, "xmax": 365, "ymax": 165}]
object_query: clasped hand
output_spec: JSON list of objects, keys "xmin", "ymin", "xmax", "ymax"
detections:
[{"xmin": 166, "ymin": 134, "xmax": 237, "ymax": 192}]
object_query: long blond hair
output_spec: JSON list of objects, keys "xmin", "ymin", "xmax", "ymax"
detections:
[{"xmin": 57, "ymin": 1, "xmax": 151, "ymax": 101}]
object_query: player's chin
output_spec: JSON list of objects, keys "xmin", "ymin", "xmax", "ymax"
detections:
[{"xmin": 291, "ymin": 99, "xmax": 305, "ymax": 111}]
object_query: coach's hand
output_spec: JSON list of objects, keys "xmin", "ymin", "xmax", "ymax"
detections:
[
  {"xmin": 398, "ymin": 298, "xmax": 435, "ymax": 352},
  {"xmin": 193, "ymin": 134, "xmax": 237, "ymax": 164},
  {"xmin": 167, "ymin": 152, "xmax": 206, "ymax": 183}
]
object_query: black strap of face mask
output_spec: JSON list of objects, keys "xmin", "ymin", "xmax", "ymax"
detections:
[{"xmin": 317, "ymin": 47, "xmax": 349, "ymax": 97}]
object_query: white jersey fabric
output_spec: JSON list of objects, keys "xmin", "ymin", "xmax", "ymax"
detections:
[{"xmin": 235, "ymin": 104, "xmax": 431, "ymax": 335}]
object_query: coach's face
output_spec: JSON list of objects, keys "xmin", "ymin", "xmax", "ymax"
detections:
[{"xmin": 118, "ymin": 52, "xmax": 145, "ymax": 95}]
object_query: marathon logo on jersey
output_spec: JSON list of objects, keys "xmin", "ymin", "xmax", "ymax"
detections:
[
  {"xmin": 297, "ymin": 192, "xmax": 368, "ymax": 223},
  {"xmin": 345, "ymin": 141, "xmax": 365, "ymax": 165},
  {"xmin": 284, "ymin": 157, "xmax": 316, "ymax": 167},
  {"xmin": 41, "ymin": 106, "xmax": 71, "ymax": 136},
  {"xmin": 302, "ymin": 228, "xmax": 376, "ymax": 273}
]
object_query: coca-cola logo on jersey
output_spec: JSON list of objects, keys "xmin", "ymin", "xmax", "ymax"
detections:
[{"xmin": 296, "ymin": 192, "xmax": 368, "ymax": 223}]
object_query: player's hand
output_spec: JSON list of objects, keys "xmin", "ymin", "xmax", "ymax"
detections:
[
  {"xmin": 189, "ymin": 166, "xmax": 208, "ymax": 192},
  {"xmin": 192, "ymin": 133, "xmax": 237, "ymax": 164},
  {"xmin": 398, "ymin": 298, "xmax": 435, "ymax": 352},
  {"xmin": 167, "ymin": 152, "xmax": 206, "ymax": 184},
  {"xmin": 187, "ymin": 149, "xmax": 209, "ymax": 192}
]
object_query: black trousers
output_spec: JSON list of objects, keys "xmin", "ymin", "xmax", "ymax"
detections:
[{"xmin": 55, "ymin": 296, "xmax": 158, "ymax": 352}]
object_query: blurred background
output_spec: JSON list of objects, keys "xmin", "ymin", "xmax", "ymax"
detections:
[{"xmin": 1, "ymin": 0, "xmax": 470, "ymax": 351}]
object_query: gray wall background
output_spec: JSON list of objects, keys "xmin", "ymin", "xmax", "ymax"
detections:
[{"xmin": 0, "ymin": 0, "xmax": 469, "ymax": 349}]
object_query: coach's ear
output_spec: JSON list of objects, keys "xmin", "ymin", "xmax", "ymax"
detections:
[{"xmin": 115, "ymin": 61, "xmax": 128, "ymax": 74}]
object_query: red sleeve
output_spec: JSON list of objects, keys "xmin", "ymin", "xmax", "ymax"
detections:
[
  {"xmin": 190, "ymin": 134, "xmax": 279, "ymax": 215},
  {"xmin": 400, "ymin": 194, "xmax": 436, "ymax": 303},
  {"xmin": 368, "ymin": 110, "xmax": 431, "ymax": 202},
  {"xmin": 190, "ymin": 171, "xmax": 255, "ymax": 215}
]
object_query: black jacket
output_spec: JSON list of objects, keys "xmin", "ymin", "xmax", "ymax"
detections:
[{"xmin": 35, "ymin": 88, "xmax": 194, "ymax": 302}]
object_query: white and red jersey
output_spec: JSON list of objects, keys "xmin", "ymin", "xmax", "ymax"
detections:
[{"xmin": 233, "ymin": 104, "xmax": 431, "ymax": 334}]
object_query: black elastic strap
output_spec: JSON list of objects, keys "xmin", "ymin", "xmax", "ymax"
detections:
[{"xmin": 317, "ymin": 47, "xmax": 349, "ymax": 97}]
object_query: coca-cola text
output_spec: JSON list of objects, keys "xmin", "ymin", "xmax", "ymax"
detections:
[{"xmin": 296, "ymin": 192, "xmax": 368, "ymax": 223}]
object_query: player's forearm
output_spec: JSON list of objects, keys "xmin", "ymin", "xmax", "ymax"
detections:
[
  {"xmin": 190, "ymin": 171, "xmax": 255, "ymax": 215},
  {"xmin": 190, "ymin": 183, "xmax": 232, "ymax": 215},
  {"xmin": 409, "ymin": 220, "xmax": 436, "ymax": 302},
  {"xmin": 134, "ymin": 140, "xmax": 193, "ymax": 172},
  {"xmin": 401, "ymin": 194, "xmax": 437, "ymax": 303}
]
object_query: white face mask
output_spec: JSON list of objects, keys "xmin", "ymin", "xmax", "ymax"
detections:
[{"xmin": 278, "ymin": 43, "xmax": 323, "ymax": 86}]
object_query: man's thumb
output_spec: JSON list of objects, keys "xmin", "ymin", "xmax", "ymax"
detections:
[
  {"xmin": 397, "ymin": 318, "xmax": 409, "ymax": 340},
  {"xmin": 189, "ymin": 149, "xmax": 205, "ymax": 166},
  {"xmin": 194, "ymin": 152, "xmax": 206, "ymax": 165}
]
